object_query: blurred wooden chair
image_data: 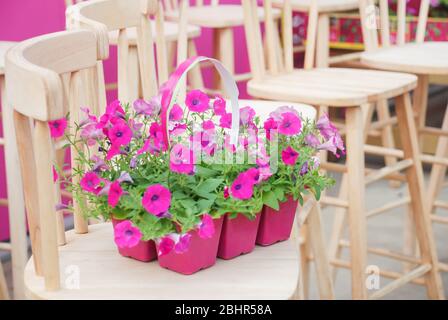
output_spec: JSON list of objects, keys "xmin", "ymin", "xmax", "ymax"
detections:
[
  {"xmin": 65, "ymin": 0, "xmax": 201, "ymax": 101},
  {"xmin": 163, "ymin": 0, "xmax": 282, "ymax": 92},
  {"xmin": 0, "ymin": 41, "xmax": 29, "ymax": 299},
  {"xmin": 0, "ymin": 259, "xmax": 9, "ymax": 299},
  {"xmin": 243, "ymin": 0, "xmax": 444, "ymax": 299},
  {"xmin": 6, "ymin": 28, "xmax": 304, "ymax": 300},
  {"xmin": 272, "ymin": 0, "xmax": 359, "ymax": 67},
  {"xmin": 355, "ymin": 0, "xmax": 448, "ymax": 275}
]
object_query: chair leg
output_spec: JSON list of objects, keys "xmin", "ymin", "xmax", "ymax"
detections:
[
  {"xmin": 395, "ymin": 92, "xmax": 444, "ymax": 300},
  {"xmin": 214, "ymin": 27, "xmax": 234, "ymax": 90},
  {"xmin": 299, "ymin": 224, "xmax": 310, "ymax": 299},
  {"xmin": 345, "ymin": 107, "xmax": 368, "ymax": 299},
  {"xmin": 316, "ymin": 13, "xmax": 329, "ymax": 68},
  {"xmin": 1, "ymin": 77, "xmax": 28, "ymax": 299},
  {"xmin": 307, "ymin": 204, "xmax": 335, "ymax": 299},
  {"xmin": 0, "ymin": 261, "xmax": 9, "ymax": 300},
  {"xmin": 187, "ymin": 39, "xmax": 204, "ymax": 90},
  {"xmin": 412, "ymin": 75, "xmax": 429, "ymax": 149},
  {"xmin": 426, "ymin": 106, "xmax": 448, "ymax": 215},
  {"xmin": 376, "ymin": 99, "xmax": 401, "ymax": 188}
]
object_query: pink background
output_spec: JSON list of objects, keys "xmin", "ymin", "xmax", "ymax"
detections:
[{"xmin": 0, "ymin": 0, "xmax": 254, "ymax": 240}]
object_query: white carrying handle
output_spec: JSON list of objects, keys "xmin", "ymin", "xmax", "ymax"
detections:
[{"xmin": 160, "ymin": 56, "xmax": 240, "ymax": 146}]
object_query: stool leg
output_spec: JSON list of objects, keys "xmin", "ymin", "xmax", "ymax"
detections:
[
  {"xmin": 376, "ymin": 99, "xmax": 401, "ymax": 188},
  {"xmin": 316, "ymin": 13, "xmax": 329, "ymax": 68},
  {"xmin": 0, "ymin": 261, "xmax": 9, "ymax": 300},
  {"xmin": 413, "ymin": 75, "xmax": 429, "ymax": 149},
  {"xmin": 395, "ymin": 93, "xmax": 444, "ymax": 300},
  {"xmin": 426, "ymin": 106, "xmax": 448, "ymax": 215},
  {"xmin": 299, "ymin": 224, "xmax": 310, "ymax": 299},
  {"xmin": 1, "ymin": 77, "xmax": 28, "ymax": 299},
  {"xmin": 308, "ymin": 204, "xmax": 335, "ymax": 299},
  {"xmin": 187, "ymin": 39, "xmax": 204, "ymax": 90},
  {"xmin": 214, "ymin": 27, "xmax": 234, "ymax": 90},
  {"xmin": 345, "ymin": 107, "xmax": 368, "ymax": 299}
]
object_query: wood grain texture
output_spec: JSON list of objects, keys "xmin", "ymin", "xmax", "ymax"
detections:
[
  {"xmin": 272, "ymin": 0, "xmax": 358, "ymax": 13},
  {"xmin": 24, "ymin": 223, "xmax": 300, "ymax": 300}
]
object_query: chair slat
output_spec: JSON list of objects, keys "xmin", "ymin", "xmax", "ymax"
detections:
[
  {"xmin": 416, "ymin": 0, "xmax": 430, "ymax": 43},
  {"xmin": 264, "ymin": 0, "xmax": 279, "ymax": 75},
  {"xmin": 396, "ymin": 0, "xmax": 406, "ymax": 46},
  {"xmin": 379, "ymin": 0, "xmax": 390, "ymax": 48}
]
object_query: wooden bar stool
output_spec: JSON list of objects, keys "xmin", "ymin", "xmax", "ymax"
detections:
[
  {"xmin": 65, "ymin": 0, "xmax": 202, "ymax": 102},
  {"xmin": 272, "ymin": 0, "xmax": 359, "ymax": 68},
  {"xmin": 0, "ymin": 41, "xmax": 29, "ymax": 299},
  {"xmin": 242, "ymin": 0, "xmax": 444, "ymax": 299},
  {"xmin": 163, "ymin": 0, "xmax": 282, "ymax": 92},
  {"xmin": 68, "ymin": 0, "xmax": 335, "ymax": 299},
  {"xmin": 5, "ymin": 28, "xmax": 305, "ymax": 300},
  {"xmin": 354, "ymin": 0, "xmax": 448, "ymax": 274}
]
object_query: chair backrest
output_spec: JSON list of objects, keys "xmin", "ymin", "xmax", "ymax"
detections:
[
  {"xmin": 67, "ymin": 0, "xmax": 188, "ymax": 101},
  {"xmin": 162, "ymin": 0, "xmax": 219, "ymax": 12},
  {"xmin": 359, "ymin": 0, "xmax": 430, "ymax": 52},
  {"xmin": 5, "ymin": 30, "xmax": 102, "ymax": 291},
  {"xmin": 242, "ymin": 0, "xmax": 295, "ymax": 81}
]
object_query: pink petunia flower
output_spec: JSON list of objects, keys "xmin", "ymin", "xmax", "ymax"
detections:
[
  {"xmin": 108, "ymin": 120, "xmax": 133, "ymax": 146},
  {"xmin": 213, "ymin": 95, "xmax": 226, "ymax": 115},
  {"xmin": 305, "ymin": 133, "xmax": 320, "ymax": 147},
  {"xmin": 169, "ymin": 144, "xmax": 195, "ymax": 175},
  {"xmin": 219, "ymin": 113, "xmax": 232, "ymax": 129},
  {"xmin": 142, "ymin": 184, "xmax": 171, "ymax": 217},
  {"xmin": 240, "ymin": 106, "xmax": 256, "ymax": 126},
  {"xmin": 174, "ymin": 233, "xmax": 192, "ymax": 254},
  {"xmin": 157, "ymin": 236, "xmax": 175, "ymax": 256},
  {"xmin": 169, "ymin": 123, "xmax": 187, "ymax": 136},
  {"xmin": 278, "ymin": 112, "xmax": 302, "ymax": 136},
  {"xmin": 169, "ymin": 104, "xmax": 184, "ymax": 121},
  {"xmin": 91, "ymin": 155, "xmax": 109, "ymax": 172},
  {"xmin": 80, "ymin": 172, "xmax": 103, "ymax": 194},
  {"xmin": 223, "ymin": 186, "xmax": 230, "ymax": 199},
  {"xmin": 137, "ymin": 122, "xmax": 167, "ymax": 155},
  {"xmin": 106, "ymin": 144, "xmax": 121, "ymax": 160},
  {"xmin": 108, "ymin": 181, "xmax": 123, "ymax": 208},
  {"xmin": 197, "ymin": 214, "xmax": 215, "ymax": 239},
  {"xmin": 244, "ymin": 167, "xmax": 261, "ymax": 185},
  {"xmin": 185, "ymin": 90, "xmax": 210, "ymax": 113},
  {"xmin": 202, "ymin": 120, "xmax": 215, "ymax": 131},
  {"xmin": 230, "ymin": 173, "xmax": 254, "ymax": 200},
  {"xmin": 263, "ymin": 117, "xmax": 278, "ymax": 141},
  {"xmin": 114, "ymin": 220, "xmax": 142, "ymax": 249},
  {"xmin": 52, "ymin": 166, "xmax": 58, "ymax": 183},
  {"xmin": 133, "ymin": 97, "xmax": 160, "ymax": 116},
  {"xmin": 281, "ymin": 146, "xmax": 299, "ymax": 166},
  {"xmin": 81, "ymin": 122, "xmax": 105, "ymax": 146},
  {"xmin": 106, "ymin": 100, "xmax": 125, "ymax": 117},
  {"xmin": 48, "ymin": 118, "xmax": 68, "ymax": 138}
]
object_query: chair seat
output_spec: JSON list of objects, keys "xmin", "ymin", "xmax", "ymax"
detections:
[
  {"xmin": 361, "ymin": 42, "xmax": 448, "ymax": 75},
  {"xmin": 247, "ymin": 68, "xmax": 417, "ymax": 107},
  {"xmin": 108, "ymin": 21, "xmax": 201, "ymax": 46},
  {"xmin": 165, "ymin": 5, "xmax": 281, "ymax": 28},
  {"xmin": 24, "ymin": 223, "xmax": 300, "ymax": 300},
  {"xmin": 0, "ymin": 41, "xmax": 17, "ymax": 75},
  {"xmin": 273, "ymin": 0, "xmax": 359, "ymax": 13},
  {"xmin": 239, "ymin": 99, "xmax": 316, "ymax": 121}
]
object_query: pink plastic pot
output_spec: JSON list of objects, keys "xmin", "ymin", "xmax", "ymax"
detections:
[
  {"xmin": 157, "ymin": 217, "xmax": 224, "ymax": 275},
  {"xmin": 217, "ymin": 213, "xmax": 261, "ymax": 260},
  {"xmin": 256, "ymin": 196, "xmax": 299, "ymax": 246},
  {"xmin": 111, "ymin": 218, "xmax": 157, "ymax": 262}
]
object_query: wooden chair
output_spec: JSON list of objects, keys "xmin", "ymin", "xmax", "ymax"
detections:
[
  {"xmin": 65, "ymin": 0, "xmax": 201, "ymax": 102},
  {"xmin": 242, "ymin": 0, "xmax": 444, "ymax": 299},
  {"xmin": 0, "ymin": 258, "xmax": 9, "ymax": 299},
  {"xmin": 354, "ymin": 0, "xmax": 448, "ymax": 276},
  {"xmin": 0, "ymin": 41, "xmax": 29, "ymax": 299},
  {"xmin": 163, "ymin": 0, "xmax": 282, "ymax": 92},
  {"xmin": 5, "ymin": 26, "xmax": 330, "ymax": 299}
]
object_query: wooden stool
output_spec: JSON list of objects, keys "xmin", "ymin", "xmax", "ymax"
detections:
[
  {"xmin": 164, "ymin": 0, "xmax": 282, "ymax": 92},
  {"xmin": 328, "ymin": 0, "xmax": 448, "ymax": 276},
  {"xmin": 67, "ymin": 0, "xmax": 335, "ymax": 299},
  {"xmin": 272, "ymin": 0, "xmax": 359, "ymax": 67},
  {"xmin": 6, "ymin": 28, "xmax": 313, "ymax": 300},
  {"xmin": 0, "ymin": 41, "xmax": 29, "ymax": 300},
  {"xmin": 242, "ymin": 0, "xmax": 444, "ymax": 299}
]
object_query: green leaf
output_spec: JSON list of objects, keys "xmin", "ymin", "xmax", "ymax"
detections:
[
  {"xmin": 195, "ymin": 165, "xmax": 219, "ymax": 178},
  {"xmin": 197, "ymin": 178, "xmax": 223, "ymax": 194},
  {"xmin": 263, "ymin": 191, "xmax": 279, "ymax": 211},
  {"xmin": 273, "ymin": 187, "xmax": 286, "ymax": 202},
  {"xmin": 197, "ymin": 199, "xmax": 214, "ymax": 213}
]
